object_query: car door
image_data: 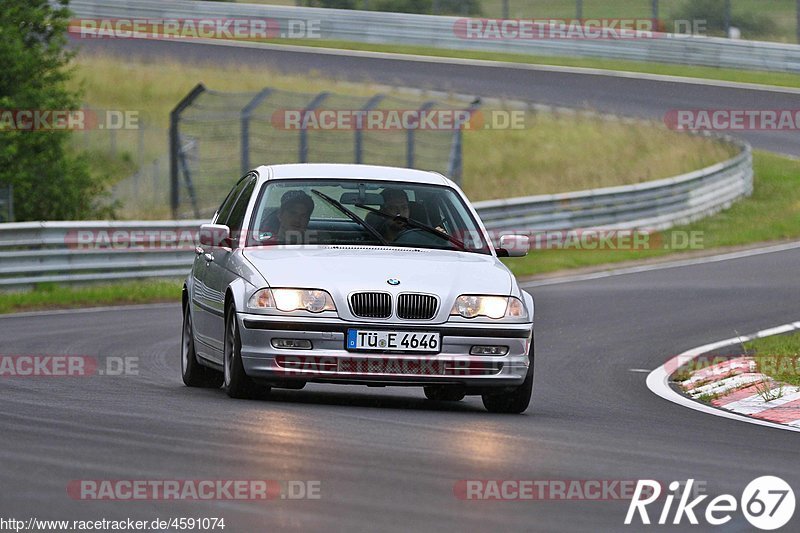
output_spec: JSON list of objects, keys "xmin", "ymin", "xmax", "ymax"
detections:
[
  {"xmin": 200, "ymin": 174, "xmax": 258, "ymax": 361},
  {"xmin": 191, "ymin": 176, "xmax": 251, "ymax": 359}
]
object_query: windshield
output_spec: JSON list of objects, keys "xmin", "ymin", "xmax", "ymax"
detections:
[{"xmin": 246, "ymin": 179, "xmax": 491, "ymax": 254}]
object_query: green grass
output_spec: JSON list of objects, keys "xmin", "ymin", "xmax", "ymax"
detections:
[
  {"xmin": 502, "ymin": 150, "xmax": 800, "ymax": 277},
  {"xmin": 0, "ymin": 280, "xmax": 181, "ymax": 314},
  {"xmin": 745, "ymin": 332, "xmax": 800, "ymax": 387}
]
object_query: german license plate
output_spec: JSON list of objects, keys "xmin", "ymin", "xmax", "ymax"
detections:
[{"xmin": 346, "ymin": 329, "xmax": 440, "ymax": 353}]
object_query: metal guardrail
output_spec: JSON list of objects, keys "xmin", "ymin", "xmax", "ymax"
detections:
[
  {"xmin": 0, "ymin": 139, "xmax": 752, "ymax": 288},
  {"xmin": 69, "ymin": 0, "xmax": 800, "ymax": 73}
]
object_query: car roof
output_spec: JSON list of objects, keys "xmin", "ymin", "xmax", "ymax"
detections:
[{"xmin": 254, "ymin": 164, "xmax": 451, "ymax": 186}]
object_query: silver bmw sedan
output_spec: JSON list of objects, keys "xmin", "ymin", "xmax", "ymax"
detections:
[{"xmin": 182, "ymin": 164, "xmax": 534, "ymax": 413}]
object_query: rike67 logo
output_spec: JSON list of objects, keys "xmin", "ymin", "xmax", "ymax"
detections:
[{"xmin": 625, "ymin": 477, "xmax": 795, "ymax": 530}]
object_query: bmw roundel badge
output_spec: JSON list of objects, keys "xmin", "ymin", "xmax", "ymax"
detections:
[{"xmin": 387, "ymin": 278, "xmax": 400, "ymax": 286}]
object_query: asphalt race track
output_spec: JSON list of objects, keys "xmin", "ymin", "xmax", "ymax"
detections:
[
  {"xmin": 1, "ymin": 39, "xmax": 798, "ymax": 531},
  {"xmin": 2, "ymin": 247, "xmax": 799, "ymax": 531}
]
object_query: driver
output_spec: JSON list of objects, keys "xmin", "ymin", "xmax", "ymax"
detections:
[
  {"xmin": 259, "ymin": 190, "xmax": 315, "ymax": 244},
  {"xmin": 378, "ymin": 188, "xmax": 410, "ymax": 242}
]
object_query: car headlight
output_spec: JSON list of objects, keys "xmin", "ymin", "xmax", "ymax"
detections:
[
  {"xmin": 248, "ymin": 288, "xmax": 336, "ymax": 313},
  {"xmin": 450, "ymin": 295, "xmax": 527, "ymax": 320}
]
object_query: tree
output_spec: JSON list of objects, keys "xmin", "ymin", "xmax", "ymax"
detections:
[{"xmin": 0, "ymin": 0, "xmax": 111, "ymax": 221}]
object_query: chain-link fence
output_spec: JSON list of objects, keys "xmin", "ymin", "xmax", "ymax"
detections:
[{"xmin": 170, "ymin": 85, "xmax": 476, "ymax": 219}]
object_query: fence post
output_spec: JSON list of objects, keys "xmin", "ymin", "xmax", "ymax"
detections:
[
  {"xmin": 355, "ymin": 94, "xmax": 385, "ymax": 164},
  {"xmin": 169, "ymin": 83, "xmax": 205, "ymax": 219},
  {"xmin": 652, "ymin": 0, "xmax": 659, "ymax": 22},
  {"xmin": 0, "ymin": 183, "xmax": 12, "ymax": 223},
  {"xmin": 502, "ymin": 0, "xmax": 509, "ymax": 19},
  {"xmin": 447, "ymin": 100, "xmax": 481, "ymax": 186},
  {"xmin": 576, "ymin": 0, "xmax": 582, "ymax": 19},
  {"xmin": 299, "ymin": 92, "xmax": 330, "ymax": 163},
  {"xmin": 724, "ymin": 0, "xmax": 731, "ymax": 36},
  {"xmin": 407, "ymin": 101, "xmax": 436, "ymax": 169},
  {"xmin": 240, "ymin": 88, "xmax": 273, "ymax": 174}
]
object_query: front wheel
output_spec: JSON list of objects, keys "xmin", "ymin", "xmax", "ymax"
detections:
[
  {"xmin": 482, "ymin": 342, "xmax": 534, "ymax": 414},
  {"xmin": 223, "ymin": 304, "xmax": 267, "ymax": 399},
  {"xmin": 181, "ymin": 304, "xmax": 223, "ymax": 388}
]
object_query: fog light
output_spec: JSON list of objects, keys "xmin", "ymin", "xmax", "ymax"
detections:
[
  {"xmin": 470, "ymin": 345, "xmax": 509, "ymax": 356},
  {"xmin": 271, "ymin": 339, "xmax": 312, "ymax": 350}
]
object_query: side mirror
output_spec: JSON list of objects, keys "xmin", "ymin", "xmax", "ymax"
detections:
[
  {"xmin": 497, "ymin": 234, "xmax": 530, "ymax": 258},
  {"xmin": 199, "ymin": 223, "xmax": 230, "ymax": 248}
]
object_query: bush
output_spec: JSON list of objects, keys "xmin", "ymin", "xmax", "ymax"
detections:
[
  {"xmin": 301, "ymin": 0, "xmax": 357, "ymax": 8},
  {"xmin": 303, "ymin": 0, "xmax": 482, "ymax": 16},
  {"xmin": 0, "ymin": 0, "xmax": 114, "ymax": 221},
  {"xmin": 672, "ymin": 0, "xmax": 776, "ymax": 38}
]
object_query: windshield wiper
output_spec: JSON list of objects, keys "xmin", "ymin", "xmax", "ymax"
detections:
[
  {"xmin": 310, "ymin": 190, "xmax": 390, "ymax": 246},
  {"xmin": 354, "ymin": 203, "xmax": 468, "ymax": 251}
]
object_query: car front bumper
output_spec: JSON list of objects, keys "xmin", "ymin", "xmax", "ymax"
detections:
[{"xmin": 237, "ymin": 313, "xmax": 532, "ymax": 388}]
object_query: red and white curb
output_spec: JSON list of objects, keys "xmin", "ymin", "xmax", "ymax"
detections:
[{"xmin": 647, "ymin": 321, "xmax": 800, "ymax": 433}]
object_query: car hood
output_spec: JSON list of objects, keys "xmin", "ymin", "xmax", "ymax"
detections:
[{"xmin": 243, "ymin": 246, "xmax": 513, "ymax": 320}]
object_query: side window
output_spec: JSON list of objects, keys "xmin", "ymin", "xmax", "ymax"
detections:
[
  {"xmin": 225, "ymin": 177, "xmax": 257, "ymax": 247},
  {"xmin": 215, "ymin": 176, "xmax": 250, "ymax": 226}
]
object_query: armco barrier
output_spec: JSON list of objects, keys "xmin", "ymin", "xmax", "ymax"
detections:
[
  {"xmin": 68, "ymin": 0, "xmax": 800, "ymax": 73},
  {"xmin": 0, "ymin": 140, "xmax": 752, "ymax": 287}
]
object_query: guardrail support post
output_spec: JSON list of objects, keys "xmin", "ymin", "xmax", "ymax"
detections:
[
  {"xmin": 299, "ymin": 92, "xmax": 330, "ymax": 164},
  {"xmin": 170, "ymin": 83, "xmax": 205, "ymax": 219},
  {"xmin": 355, "ymin": 94, "xmax": 385, "ymax": 164},
  {"xmin": 240, "ymin": 88, "xmax": 273, "ymax": 174}
]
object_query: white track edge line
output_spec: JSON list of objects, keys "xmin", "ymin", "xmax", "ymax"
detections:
[{"xmin": 646, "ymin": 321, "xmax": 800, "ymax": 433}]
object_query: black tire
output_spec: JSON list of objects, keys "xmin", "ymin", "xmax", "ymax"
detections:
[
  {"xmin": 424, "ymin": 385, "xmax": 466, "ymax": 402},
  {"xmin": 223, "ymin": 303, "xmax": 267, "ymax": 399},
  {"xmin": 181, "ymin": 304, "xmax": 223, "ymax": 388},
  {"xmin": 481, "ymin": 344, "xmax": 534, "ymax": 414}
]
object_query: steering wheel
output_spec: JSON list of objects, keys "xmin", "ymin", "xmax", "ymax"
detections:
[{"xmin": 394, "ymin": 228, "xmax": 447, "ymax": 247}]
